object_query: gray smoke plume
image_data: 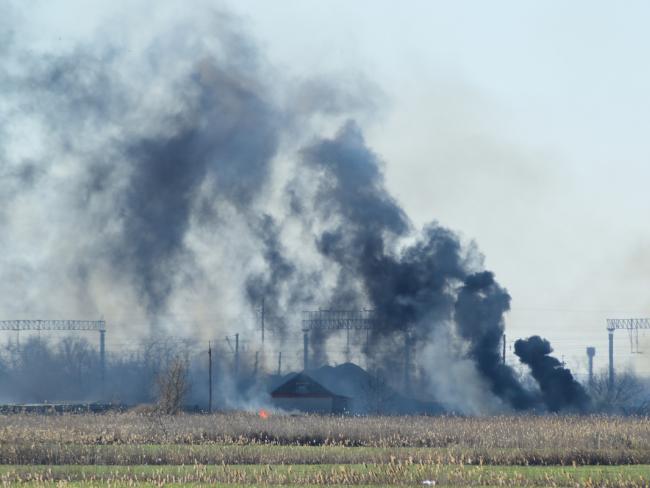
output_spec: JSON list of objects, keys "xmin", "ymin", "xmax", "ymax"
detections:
[
  {"xmin": 0, "ymin": 14, "xmax": 286, "ymax": 324},
  {"xmin": 514, "ymin": 335, "xmax": 591, "ymax": 412},
  {"xmin": 0, "ymin": 5, "xmax": 588, "ymax": 413}
]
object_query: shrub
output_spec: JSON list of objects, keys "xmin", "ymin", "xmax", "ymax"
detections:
[{"xmin": 155, "ymin": 357, "xmax": 190, "ymax": 414}]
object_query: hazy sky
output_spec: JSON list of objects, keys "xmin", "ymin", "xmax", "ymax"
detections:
[{"xmin": 7, "ymin": 0, "xmax": 650, "ymax": 376}]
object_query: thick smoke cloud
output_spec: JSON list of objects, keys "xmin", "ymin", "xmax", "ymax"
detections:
[
  {"xmin": 117, "ymin": 77, "xmax": 279, "ymax": 314},
  {"xmin": 0, "ymin": 6, "xmax": 588, "ymax": 412},
  {"xmin": 298, "ymin": 124, "xmax": 541, "ymax": 410},
  {"xmin": 302, "ymin": 123, "xmax": 464, "ymax": 341},
  {"xmin": 0, "ymin": 11, "xmax": 286, "ymax": 321},
  {"xmin": 454, "ymin": 272, "xmax": 535, "ymax": 409},
  {"xmin": 514, "ymin": 335, "xmax": 590, "ymax": 412}
]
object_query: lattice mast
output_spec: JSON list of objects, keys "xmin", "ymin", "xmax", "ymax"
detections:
[
  {"xmin": 0, "ymin": 319, "xmax": 107, "ymax": 394},
  {"xmin": 606, "ymin": 318, "xmax": 650, "ymax": 386},
  {"xmin": 301, "ymin": 309, "xmax": 378, "ymax": 371}
]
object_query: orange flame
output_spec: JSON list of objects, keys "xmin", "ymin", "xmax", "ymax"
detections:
[{"xmin": 258, "ymin": 409, "xmax": 269, "ymax": 419}]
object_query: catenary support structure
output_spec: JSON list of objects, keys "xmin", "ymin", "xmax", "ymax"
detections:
[
  {"xmin": 606, "ymin": 318, "xmax": 650, "ymax": 386},
  {"xmin": 0, "ymin": 319, "xmax": 107, "ymax": 393}
]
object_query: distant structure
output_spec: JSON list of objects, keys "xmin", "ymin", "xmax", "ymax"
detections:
[
  {"xmin": 606, "ymin": 318, "xmax": 650, "ymax": 386},
  {"xmin": 586, "ymin": 346, "xmax": 595, "ymax": 387},
  {"xmin": 301, "ymin": 309, "xmax": 378, "ymax": 370},
  {"xmin": 270, "ymin": 373, "xmax": 350, "ymax": 413},
  {"xmin": 0, "ymin": 319, "xmax": 107, "ymax": 392},
  {"xmin": 0, "ymin": 402, "xmax": 124, "ymax": 414}
]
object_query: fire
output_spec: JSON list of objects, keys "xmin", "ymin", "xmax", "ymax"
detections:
[{"xmin": 258, "ymin": 409, "xmax": 269, "ymax": 419}]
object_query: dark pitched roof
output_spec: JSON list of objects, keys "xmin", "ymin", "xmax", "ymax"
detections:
[{"xmin": 271, "ymin": 373, "xmax": 349, "ymax": 399}]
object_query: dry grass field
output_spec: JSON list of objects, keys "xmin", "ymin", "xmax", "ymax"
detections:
[{"xmin": 0, "ymin": 412, "xmax": 648, "ymax": 486}]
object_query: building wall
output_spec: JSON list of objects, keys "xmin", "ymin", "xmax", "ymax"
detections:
[{"xmin": 272, "ymin": 397, "xmax": 334, "ymax": 413}]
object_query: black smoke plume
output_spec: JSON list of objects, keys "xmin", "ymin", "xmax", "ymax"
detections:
[
  {"xmin": 0, "ymin": 5, "xmax": 589, "ymax": 413},
  {"xmin": 514, "ymin": 335, "xmax": 590, "ymax": 412},
  {"xmin": 455, "ymin": 272, "xmax": 535, "ymax": 409},
  {"xmin": 299, "ymin": 123, "xmax": 536, "ymax": 410}
]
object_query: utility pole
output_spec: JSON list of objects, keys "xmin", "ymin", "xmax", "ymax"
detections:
[
  {"xmin": 303, "ymin": 331, "xmax": 309, "ymax": 371},
  {"xmin": 234, "ymin": 333, "xmax": 240, "ymax": 377},
  {"xmin": 608, "ymin": 329, "xmax": 614, "ymax": 388},
  {"xmin": 277, "ymin": 351, "xmax": 282, "ymax": 376},
  {"xmin": 208, "ymin": 341, "xmax": 213, "ymax": 413},
  {"xmin": 502, "ymin": 334, "xmax": 506, "ymax": 364},
  {"xmin": 403, "ymin": 331, "xmax": 411, "ymax": 396},
  {"xmin": 346, "ymin": 327, "xmax": 350, "ymax": 359},
  {"xmin": 261, "ymin": 298, "xmax": 265, "ymax": 344},
  {"xmin": 99, "ymin": 329, "xmax": 106, "ymax": 398}
]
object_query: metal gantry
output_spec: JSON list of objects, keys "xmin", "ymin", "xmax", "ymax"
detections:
[
  {"xmin": 301, "ymin": 309, "xmax": 379, "ymax": 331},
  {"xmin": 605, "ymin": 318, "xmax": 650, "ymax": 387},
  {"xmin": 0, "ymin": 319, "xmax": 107, "ymax": 394},
  {"xmin": 301, "ymin": 310, "xmax": 379, "ymax": 371},
  {"xmin": 606, "ymin": 318, "xmax": 650, "ymax": 354},
  {"xmin": 0, "ymin": 319, "xmax": 105, "ymax": 332}
]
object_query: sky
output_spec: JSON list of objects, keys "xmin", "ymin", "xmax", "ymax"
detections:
[{"xmin": 5, "ymin": 0, "xmax": 650, "ymax": 377}]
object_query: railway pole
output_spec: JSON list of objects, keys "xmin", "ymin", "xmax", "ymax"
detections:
[
  {"xmin": 208, "ymin": 341, "xmax": 213, "ymax": 413},
  {"xmin": 99, "ymin": 329, "xmax": 106, "ymax": 398},
  {"xmin": 234, "ymin": 333, "xmax": 240, "ymax": 378},
  {"xmin": 608, "ymin": 329, "xmax": 614, "ymax": 388},
  {"xmin": 303, "ymin": 331, "xmax": 309, "ymax": 371}
]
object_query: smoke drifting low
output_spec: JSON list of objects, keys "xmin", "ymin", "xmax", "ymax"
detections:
[{"xmin": 0, "ymin": 6, "xmax": 589, "ymax": 412}]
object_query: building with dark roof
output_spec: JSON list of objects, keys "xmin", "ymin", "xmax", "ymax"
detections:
[{"xmin": 270, "ymin": 373, "xmax": 349, "ymax": 413}]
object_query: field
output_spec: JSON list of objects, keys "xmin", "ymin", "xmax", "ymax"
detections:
[{"xmin": 0, "ymin": 413, "xmax": 648, "ymax": 486}]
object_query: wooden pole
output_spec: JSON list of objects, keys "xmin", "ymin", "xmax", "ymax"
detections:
[
  {"xmin": 235, "ymin": 333, "xmax": 240, "ymax": 377},
  {"xmin": 261, "ymin": 298, "xmax": 265, "ymax": 344},
  {"xmin": 303, "ymin": 331, "xmax": 309, "ymax": 371},
  {"xmin": 208, "ymin": 341, "xmax": 213, "ymax": 413}
]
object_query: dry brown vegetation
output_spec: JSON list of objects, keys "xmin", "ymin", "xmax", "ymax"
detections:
[
  {"xmin": 0, "ymin": 412, "xmax": 648, "ymax": 448},
  {"xmin": 0, "ymin": 413, "xmax": 648, "ymax": 466},
  {"xmin": 0, "ymin": 413, "xmax": 648, "ymax": 485}
]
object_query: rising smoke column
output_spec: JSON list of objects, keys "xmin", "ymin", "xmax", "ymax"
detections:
[
  {"xmin": 0, "ymin": 16, "xmax": 285, "ymax": 322},
  {"xmin": 301, "ymin": 121, "xmax": 411, "ymax": 364},
  {"xmin": 301, "ymin": 123, "xmax": 462, "ymax": 366},
  {"xmin": 245, "ymin": 214, "xmax": 320, "ymax": 342},
  {"xmin": 455, "ymin": 272, "xmax": 535, "ymax": 409},
  {"xmin": 302, "ymin": 122, "xmax": 464, "ymax": 331},
  {"xmin": 514, "ymin": 335, "xmax": 590, "ymax": 412},
  {"xmin": 299, "ymin": 122, "xmax": 537, "ymax": 410},
  {"xmin": 107, "ymin": 57, "xmax": 282, "ymax": 316}
]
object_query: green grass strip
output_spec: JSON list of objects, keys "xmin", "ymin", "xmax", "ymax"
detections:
[
  {"xmin": 0, "ymin": 463, "xmax": 647, "ymax": 486},
  {"xmin": 2, "ymin": 443, "xmax": 650, "ymax": 466}
]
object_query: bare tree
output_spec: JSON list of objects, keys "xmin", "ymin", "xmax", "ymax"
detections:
[
  {"xmin": 589, "ymin": 370, "xmax": 648, "ymax": 413},
  {"xmin": 155, "ymin": 356, "xmax": 191, "ymax": 414},
  {"xmin": 58, "ymin": 337, "xmax": 97, "ymax": 394}
]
